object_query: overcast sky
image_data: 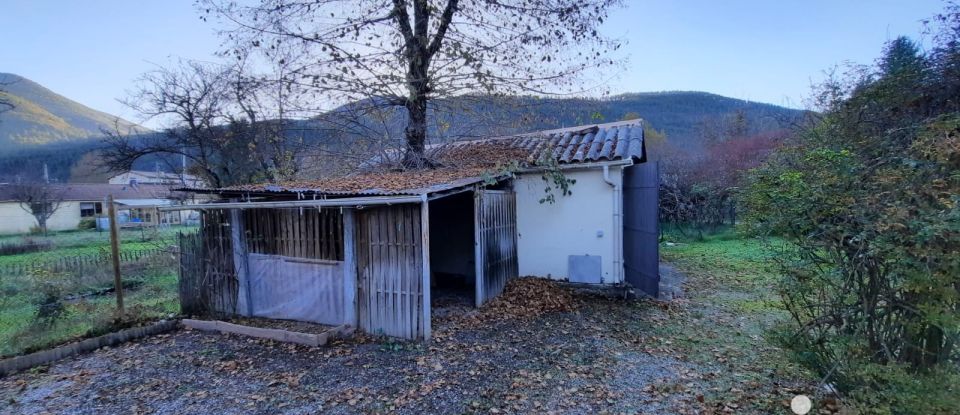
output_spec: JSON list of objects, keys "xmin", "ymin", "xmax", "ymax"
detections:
[{"xmin": 0, "ymin": 0, "xmax": 947, "ymax": 127}]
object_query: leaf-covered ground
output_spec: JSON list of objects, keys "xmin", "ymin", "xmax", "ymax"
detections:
[{"xmin": 0, "ymin": 235, "xmax": 826, "ymax": 414}]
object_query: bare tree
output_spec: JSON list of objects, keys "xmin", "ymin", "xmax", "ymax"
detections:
[
  {"xmin": 101, "ymin": 60, "xmax": 314, "ymax": 187},
  {"xmin": 9, "ymin": 181, "xmax": 65, "ymax": 234},
  {"xmin": 0, "ymin": 76, "xmax": 15, "ymax": 116},
  {"xmin": 202, "ymin": 0, "xmax": 623, "ymax": 167}
]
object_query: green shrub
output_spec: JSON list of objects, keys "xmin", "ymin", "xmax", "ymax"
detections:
[
  {"xmin": 742, "ymin": 11, "xmax": 960, "ymax": 413},
  {"xmin": 27, "ymin": 268, "xmax": 70, "ymax": 326},
  {"xmin": 77, "ymin": 217, "xmax": 96, "ymax": 230}
]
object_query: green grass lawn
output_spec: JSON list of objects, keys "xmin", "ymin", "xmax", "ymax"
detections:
[
  {"xmin": 0, "ymin": 227, "xmax": 192, "ymax": 357},
  {"xmin": 0, "ymin": 269, "xmax": 180, "ymax": 357},
  {"xmin": 0, "ymin": 226, "xmax": 195, "ymax": 267},
  {"xmin": 652, "ymin": 228, "xmax": 816, "ymax": 412}
]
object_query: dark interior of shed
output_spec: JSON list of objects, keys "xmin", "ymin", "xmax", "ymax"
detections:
[{"xmin": 428, "ymin": 191, "xmax": 476, "ymax": 310}]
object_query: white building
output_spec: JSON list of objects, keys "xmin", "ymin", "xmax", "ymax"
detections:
[
  {"xmin": 108, "ymin": 170, "xmax": 204, "ymax": 188},
  {"xmin": 0, "ymin": 183, "xmax": 193, "ymax": 234}
]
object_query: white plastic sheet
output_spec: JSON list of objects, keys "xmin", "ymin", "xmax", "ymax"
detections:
[{"xmin": 241, "ymin": 253, "xmax": 345, "ymax": 325}]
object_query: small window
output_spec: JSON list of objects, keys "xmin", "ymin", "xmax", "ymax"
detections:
[{"xmin": 80, "ymin": 202, "xmax": 96, "ymax": 218}]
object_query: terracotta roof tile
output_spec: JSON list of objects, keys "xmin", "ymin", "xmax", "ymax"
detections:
[{"xmin": 205, "ymin": 120, "xmax": 644, "ymax": 196}]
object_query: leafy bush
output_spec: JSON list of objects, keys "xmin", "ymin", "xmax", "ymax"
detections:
[
  {"xmin": 77, "ymin": 217, "xmax": 96, "ymax": 230},
  {"xmin": 27, "ymin": 267, "xmax": 70, "ymax": 326},
  {"xmin": 742, "ymin": 9, "xmax": 960, "ymax": 413}
]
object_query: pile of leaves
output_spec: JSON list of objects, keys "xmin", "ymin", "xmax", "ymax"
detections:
[{"xmin": 466, "ymin": 277, "xmax": 580, "ymax": 325}]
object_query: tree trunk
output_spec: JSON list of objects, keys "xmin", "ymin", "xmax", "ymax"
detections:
[
  {"xmin": 400, "ymin": 0, "xmax": 435, "ymax": 169},
  {"xmin": 403, "ymin": 94, "xmax": 429, "ymax": 167},
  {"xmin": 37, "ymin": 216, "xmax": 47, "ymax": 234}
]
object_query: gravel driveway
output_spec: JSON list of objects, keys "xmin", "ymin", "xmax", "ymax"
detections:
[{"xmin": 0, "ymin": 274, "xmax": 812, "ymax": 414}]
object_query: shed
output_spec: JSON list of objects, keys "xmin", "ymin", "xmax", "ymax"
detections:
[{"xmin": 168, "ymin": 120, "xmax": 659, "ymax": 340}]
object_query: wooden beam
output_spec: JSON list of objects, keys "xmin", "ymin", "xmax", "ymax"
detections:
[
  {"xmin": 230, "ymin": 207, "xmax": 253, "ymax": 316},
  {"xmin": 419, "ymin": 197, "xmax": 431, "ymax": 340},
  {"xmin": 107, "ymin": 195, "xmax": 124, "ymax": 317},
  {"xmin": 342, "ymin": 209, "xmax": 357, "ymax": 328},
  {"xmin": 474, "ymin": 189, "xmax": 484, "ymax": 307}
]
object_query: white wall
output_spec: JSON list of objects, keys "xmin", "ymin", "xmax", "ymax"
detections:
[
  {"xmin": 0, "ymin": 201, "xmax": 82, "ymax": 234},
  {"xmin": 514, "ymin": 166, "xmax": 623, "ymax": 284}
]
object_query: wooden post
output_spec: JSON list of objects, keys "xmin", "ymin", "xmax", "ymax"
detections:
[
  {"xmin": 342, "ymin": 209, "xmax": 357, "ymax": 328},
  {"xmin": 474, "ymin": 189, "xmax": 484, "ymax": 307},
  {"xmin": 107, "ymin": 195, "xmax": 124, "ymax": 317},
  {"xmin": 419, "ymin": 197, "xmax": 431, "ymax": 340},
  {"xmin": 230, "ymin": 207, "xmax": 252, "ymax": 316}
]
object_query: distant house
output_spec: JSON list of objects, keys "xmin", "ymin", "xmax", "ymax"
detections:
[
  {"xmin": 0, "ymin": 183, "xmax": 192, "ymax": 235},
  {"xmin": 172, "ymin": 120, "xmax": 659, "ymax": 340},
  {"xmin": 108, "ymin": 170, "xmax": 204, "ymax": 188}
]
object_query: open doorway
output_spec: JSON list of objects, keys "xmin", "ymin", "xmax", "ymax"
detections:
[{"xmin": 428, "ymin": 191, "xmax": 476, "ymax": 315}]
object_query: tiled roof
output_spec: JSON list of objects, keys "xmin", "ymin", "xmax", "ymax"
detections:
[
  {"xmin": 199, "ymin": 120, "xmax": 644, "ymax": 197},
  {"xmin": 0, "ymin": 183, "xmax": 183, "ymax": 202}
]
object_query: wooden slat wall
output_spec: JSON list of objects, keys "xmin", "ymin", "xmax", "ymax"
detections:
[
  {"xmin": 201, "ymin": 209, "xmax": 238, "ymax": 316},
  {"xmin": 177, "ymin": 231, "xmax": 204, "ymax": 315},
  {"xmin": 356, "ymin": 204, "xmax": 424, "ymax": 339},
  {"xmin": 475, "ymin": 191, "xmax": 519, "ymax": 305},
  {"xmin": 242, "ymin": 208, "xmax": 344, "ymax": 261}
]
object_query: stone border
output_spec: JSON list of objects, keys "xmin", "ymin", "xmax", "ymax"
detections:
[
  {"xmin": 182, "ymin": 319, "xmax": 353, "ymax": 347},
  {"xmin": 0, "ymin": 319, "xmax": 179, "ymax": 377}
]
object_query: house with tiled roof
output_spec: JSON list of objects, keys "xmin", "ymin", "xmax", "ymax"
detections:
[
  {"xmin": 169, "ymin": 120, "xmax": 660, "ymax": 340},
  {"xmin": 0, "ymin": 183, "xmax": 192, "ymax": 234}
]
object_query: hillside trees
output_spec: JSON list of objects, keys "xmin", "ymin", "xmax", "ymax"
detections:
[
  {"xmin": 742, "ymin": 23, "xmax": 960, "ymax": 413},
  {"xmin": 658, "ymin": 116, "xmax": 785, "ymax": 237},
  {"xmin": 201, "ymin": 0, "xmax": 623, "ymax": 168},
  {"xmin": 0, "ymin": 78, "xmax": 13, "ymax": 116}
]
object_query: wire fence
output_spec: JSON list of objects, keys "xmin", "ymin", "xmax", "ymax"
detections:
[{"xmin": 0, "ymin": 225, "xmax": 198, "ymax": 357}]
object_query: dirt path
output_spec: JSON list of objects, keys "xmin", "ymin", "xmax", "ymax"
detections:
[{"xmin": 0, "ymin": 267, "xmax": 815, "ymax": 414}]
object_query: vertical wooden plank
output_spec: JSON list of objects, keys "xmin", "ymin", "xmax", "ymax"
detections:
[
  {"xmin": 324, "ymin": 211, "xmax": 332, "ymax": 260},
  {"xmin": 403, "ymin": 205, "xmax": 413, "ymax": 338},
  {"xmin": 343, "ymin": 209, "xmax": 357, "ymax": 327},
  {"xmin": 390, "ymin": 207, "xmax": 401, "ymax": 337},
  {"xmin": 329, "ymin": 210, "xmax": 336, "ymax": 260},
  {"xmin": 409, "ymin": 205, "xmax": 419, "ymax": 337},
  {"xmin": 316, "ymin": 210, "xmax": 323, "ymax": 259},
  {"xmin": 372, "ymin": 208, "xmax": 383, "ymax": 336},
  {"xmin": 474, "ymin": 191, "xmax": 484, "ymax": 307},
  {"xmin": 230, "ymin": 208, "xmax": 252, "ymax": 316},
  {"xmin": 295, "ymin": 208, "xmax": 303, "ymax": 258},
  {"xmin": 328, "ymin": 210, "xmax": 335, "ymax": 260},
  {"xmin": 317, "ymin": 209, "xmax": 324, "ymax": 260},
  {"xmin": 336, "ymin": 212, "xmax": 344, "ymax": 261},
  {"xmin": 357, "ymin": 211, "xmax": 368, "ymax": 332},
  {"xmin": 419, "ymin": 200, "xmax": 431, "ymax": 340}
]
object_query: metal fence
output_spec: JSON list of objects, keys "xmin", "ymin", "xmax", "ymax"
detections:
[{"xmin": 0, "ymin": 224, "xmax": 197, "ymax": 357}]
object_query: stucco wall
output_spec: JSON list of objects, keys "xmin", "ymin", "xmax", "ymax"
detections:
[
  {"xmin": 514, "ymin": 166, "xmax": 622, "ymax": 284},
  {"xmin": 0, "ymin": 201, "xmax": 82, "ymax": 234}
]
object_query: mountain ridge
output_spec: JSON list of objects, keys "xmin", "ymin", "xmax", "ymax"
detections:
[
  {"xmin": 0, "ymin": 75, "xmax": 806, "ymax": 182},
  {"xmin": 0, "ymin": 73, "xmax": 148, "ymax": 147}
]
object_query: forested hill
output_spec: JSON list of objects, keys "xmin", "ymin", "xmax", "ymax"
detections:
[
  {"xmin": 0, "ymin": 73, "xmax": 148, "ymax": 147},
  {"xmin": 320, "ymin": 91, "xmax": 806, "ymax": 150},
  {"xmin": 0, "ymin": 83, "xmax": 804, "ymax": 182},
  {"xmin": 599, "ymin": 92, "xmax": 803, "ymax": 141}
]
